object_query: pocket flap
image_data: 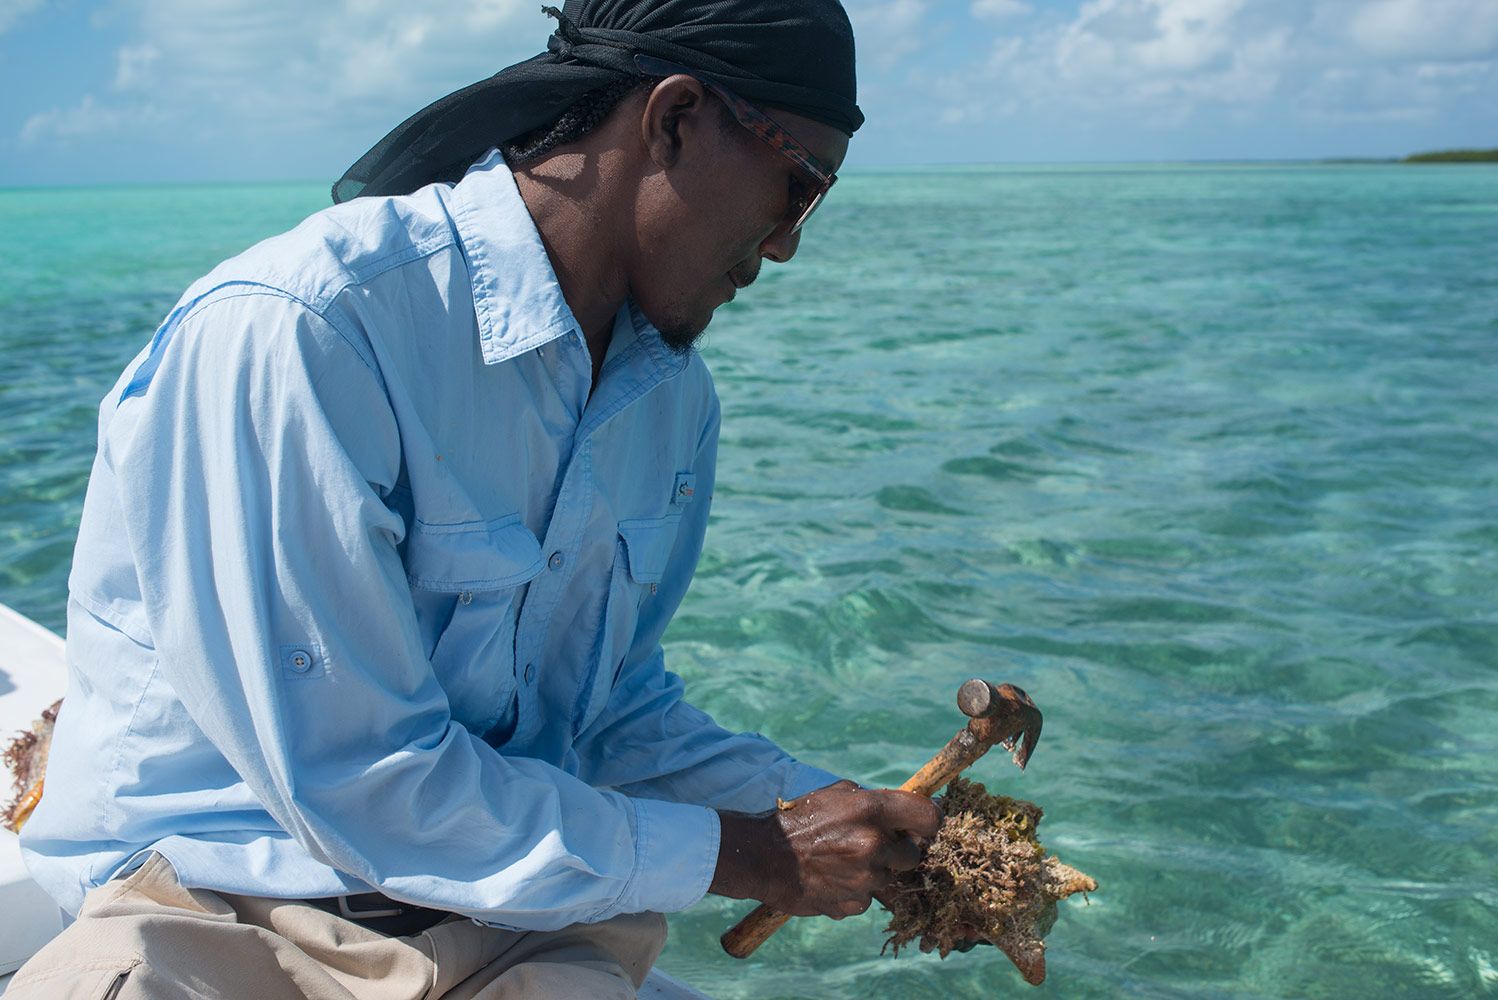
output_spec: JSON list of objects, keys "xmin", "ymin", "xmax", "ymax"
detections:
[
  {"xmin": 617, "ymin": 516, "xmax": 681, "ymax": 585},
  {"xmin": 406, "ymin": 515, "xmax": 544, "ymax": 591}
]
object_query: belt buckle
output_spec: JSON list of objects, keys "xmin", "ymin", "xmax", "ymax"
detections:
[{"xmin": 336, "ymin": 893, "xmax": 405, "ymax": 920}]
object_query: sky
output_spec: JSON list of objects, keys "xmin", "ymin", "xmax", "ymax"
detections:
[{"xmin": 1, "ymin": 0, "xmax": 1495, "ymax": 186}]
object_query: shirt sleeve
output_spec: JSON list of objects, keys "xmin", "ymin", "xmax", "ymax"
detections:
[
  {"xmin": 112, "ymin": 290, "xmax": 712, "ymax": 929},
  {"xmin": 571, "ymin": 386, "xmax": 845, "ymax": 811}
]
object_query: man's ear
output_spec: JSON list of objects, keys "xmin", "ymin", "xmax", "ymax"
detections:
[{"xmin": 640, "ymin": 75, "xmax": 712, "ymax": 169}]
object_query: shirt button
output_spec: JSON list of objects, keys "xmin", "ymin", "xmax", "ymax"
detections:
[
  {"xmin": 288, "ymin": 649, "xmax": 313, "ymax": 674},
  {"xmin": 548, "ymin": 551, "xmax": 565, "ymax": 571},
  {"xmin": 524, "ymin": 663, "xmax": 536, "ymax": 684}
]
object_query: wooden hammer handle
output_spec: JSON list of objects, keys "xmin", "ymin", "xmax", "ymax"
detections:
[
  {"xmin": 721, "ymin": 903, "xmax": 791, "ymax": 959},
  {"xmin": 898, "ymin": 724, "xmax": 987, "ymax": 798}
]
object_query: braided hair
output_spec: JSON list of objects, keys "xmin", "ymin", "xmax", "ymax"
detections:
[
  {"xmin": 502, "ymin": 78, "xmax": 650, "ymax": 165},
  {"xmin": 500, "ymin": 69, "xmax": 741, "ymax": 167}
]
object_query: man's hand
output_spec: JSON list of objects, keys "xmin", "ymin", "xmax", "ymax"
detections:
[{"xmin": 710, "ymin": 780, "xmax": 942, "ymax": 919}]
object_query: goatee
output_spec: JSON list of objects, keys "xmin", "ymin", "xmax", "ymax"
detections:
[{"xmin": 658, "ymin": 324, "xmax": 705, "ymax": 355}]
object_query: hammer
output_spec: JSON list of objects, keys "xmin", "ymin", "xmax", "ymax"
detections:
[{"xmin": 720, "ymin": 679, "xmax": 1043, "ymax": 959}]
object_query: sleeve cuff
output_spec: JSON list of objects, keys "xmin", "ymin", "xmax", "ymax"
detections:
[
  {"xmin": 610, "ymin": 795, "xmax": 720, "ymax": 917},
  {"xmin": 783, "ymin": 764, "xmax": 845, "ymax": 800}
]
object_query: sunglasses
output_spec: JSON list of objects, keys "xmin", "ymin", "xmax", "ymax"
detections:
[{"xmin": 634, "ymin": 54, "xmax": 838, "ymax": 234}]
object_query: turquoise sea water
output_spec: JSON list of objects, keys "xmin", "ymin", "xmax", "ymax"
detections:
[{"xmin": 2, "ymin": 164, "xmax": 1495, "ymax": 998}]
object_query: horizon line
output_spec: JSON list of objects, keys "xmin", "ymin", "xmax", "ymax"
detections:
[{"xmin": 8, "ymin": 154, "xmax": 1489, "ymax": 192}]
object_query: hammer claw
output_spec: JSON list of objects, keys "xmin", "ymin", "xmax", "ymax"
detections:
[
  {"xmin": 1012, "ymin": 724, "xmax": 1040, "ymax": 770},
  {"xmin": 1010, "ymin": 699, "xmax": 1043, "ymax": 770},
  {"xmin": 960, "ymin": 679, "xmax": 1043, "ymax": 771}
]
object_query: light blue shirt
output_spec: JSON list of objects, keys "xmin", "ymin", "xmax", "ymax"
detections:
[{"xmin": 22, "ymin": 150, "xmax": 839, "ymax": 926}]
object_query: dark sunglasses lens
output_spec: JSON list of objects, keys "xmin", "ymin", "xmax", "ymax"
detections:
[
  {"xmin": 790, "ymin": 191, "xmax": 821, "ymax": 233},
  {"xmin": 790, "ymin": 178, "xmax": 834, "ymax": 233}
]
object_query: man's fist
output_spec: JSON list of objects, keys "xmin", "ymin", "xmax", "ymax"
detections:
[{"xmin": 711, "ymin": 780, "xmax": 943, "ymax": 919}]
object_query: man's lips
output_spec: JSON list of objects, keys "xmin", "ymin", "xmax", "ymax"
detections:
[{"xmin": 720, "ymin": 265, "xmax": 759, "ymax": 304}]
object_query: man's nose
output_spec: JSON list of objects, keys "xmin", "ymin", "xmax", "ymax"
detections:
[{"xmin": 759, "ymin": 225, "xmax": 802, "ymax": 264}]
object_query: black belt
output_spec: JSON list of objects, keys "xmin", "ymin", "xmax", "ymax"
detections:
[{"xmin": 303, "ymin": 892, "xmax": 452, "ymax": 937}]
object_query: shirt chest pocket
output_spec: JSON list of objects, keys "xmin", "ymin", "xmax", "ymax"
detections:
[
  {"xmin": 575, "ymin": 514, "xmax": 682, "ymax": 735},
  {"xmin": 404, "ymin": 515, "xmax": 544, "ymax": 739}
]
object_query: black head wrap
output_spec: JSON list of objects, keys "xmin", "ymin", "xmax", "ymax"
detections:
[{"xmin": 331, "ymin": 0, "xmax": 861, "ymax": 203}]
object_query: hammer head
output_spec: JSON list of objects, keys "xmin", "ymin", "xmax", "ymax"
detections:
[{"xmin": 957, "ymin": 678, "xmax": 1043, "ymax": 769}]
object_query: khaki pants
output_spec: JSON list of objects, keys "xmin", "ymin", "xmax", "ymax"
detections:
[{"xmin": 8, "ymin": 854, "xmax": 667, "ymax": 1000}]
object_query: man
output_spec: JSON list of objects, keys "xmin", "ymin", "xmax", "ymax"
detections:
[{"xmin": 12, "ymin": 1, "xmax": 942, "ymax": 997}]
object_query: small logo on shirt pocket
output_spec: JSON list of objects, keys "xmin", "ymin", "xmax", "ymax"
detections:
[{"xmin": 670, "ymin": 472, "xmax": 696, "ymax": 507}]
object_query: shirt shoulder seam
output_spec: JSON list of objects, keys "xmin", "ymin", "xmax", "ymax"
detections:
[{"xmin": 174, "ymin": 284, "xmax": 383, "ymax": 384}]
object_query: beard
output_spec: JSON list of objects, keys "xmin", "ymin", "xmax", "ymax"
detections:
[
  {"xmin": 657, "ymin": 321, "xmax": 706, "ymax": 355},
  {"xmin": 640, "ymin": 283, "xmax": 724, "ymax": 355}
]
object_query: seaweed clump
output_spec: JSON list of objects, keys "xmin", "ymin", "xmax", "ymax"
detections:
[
  {"xmin": 881, "ymin": 777, "xmax": 1096, "ymax": 985},
  {"xmin": 2, "ymin": 699, "xmax": 60, "ymax": 833}
]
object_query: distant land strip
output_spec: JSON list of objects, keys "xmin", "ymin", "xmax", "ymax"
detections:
[{"xmin": 1403, "ymin": 148, "xmax": 1498, "ymax": 163}]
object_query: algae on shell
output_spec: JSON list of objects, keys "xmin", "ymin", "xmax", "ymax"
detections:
[{"xmin": 881, "ymin": 777, "xmax": 1096, "ymax": 985}]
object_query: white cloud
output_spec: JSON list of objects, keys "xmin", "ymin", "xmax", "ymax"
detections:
[
  {"xmin": 20, "ymin": 93, "xmax": 163, "ymax": 143},
  {"xmin": 0, "ymin": 0, "xmax": 43, "ymax": 35},
  {"xmin": 911, "ymin": 0, "xmax": 1497, "ymax": 135},
  {"xmin": 1342, "ymin": 0, "xmax": 1498, "ymax": 61},
  {"xmin": 20, "ymin": 0, "xmax": 538, "ymax": 146},
  {"xmin": 972, "ymin": 0, "xmax": 1031, "ymax": 20},
  {"xmin": 1298, "ymin": 53, "xmax": 1498, "ymax": 122},
  {"xmin": 113, "ymin": 43, "xmax": 158, "ymax": 89},
  {"xmin": 125, "ymin": 0, "xmax": 536, "ymax": 112},
  {"xmin": 846, "ymin": 0, "xmax": 930, "ymax": 70},
  {"xmin": 947, "ymin": 0, "xmax": 1292, "ymax": 121},
  {"xmin": 1055, "ymin": 0, "xmax": 1266, "ymax": 90}
]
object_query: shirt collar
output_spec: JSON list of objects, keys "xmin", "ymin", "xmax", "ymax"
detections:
[
  {"xmin": 448, "ymin": 148, "xmax": 580, "ymax": 367},
  {"xmin": 447, "ymin": 149, "xmax": 691, "ymax": 384}
]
